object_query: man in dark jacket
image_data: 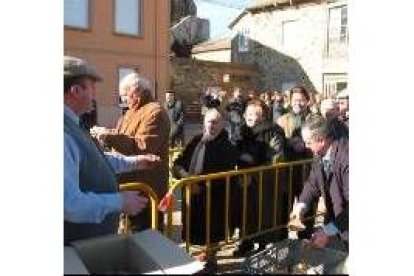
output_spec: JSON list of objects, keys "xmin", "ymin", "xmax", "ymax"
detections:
[
  {"xmin": 290, "ymin": 115, "xmax": 348, "ymax": 251},
  {"xmin": 272, "ymin": 90, "xmax": 288, "ymax": 124},
  {"xmin": 226, "ymin": 87, "xmax": 246, "ymax": 142},
  {"xmin": 165, "ymin": 90, "xmax": 185, "ymax": 147},
  {"xmin": 171, "ymin": 109, "xmax": 239, "ymax": 265},
  {"xmin": 337, "ymin": 88, "xmax": 349, "ymax": 127}
]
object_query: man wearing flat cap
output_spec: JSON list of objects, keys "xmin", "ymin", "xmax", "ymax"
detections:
[
  {"xmin": 64, "ymin": 56, "xmax": 160, "ymax": 243},
  {"xmin": 336, "ymin": 88, "xmax": 349, "ymax": 126}
]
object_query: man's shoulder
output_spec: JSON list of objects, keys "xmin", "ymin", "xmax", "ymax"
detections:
[
  {"xmin": 185, "ymin": 134, "xmax": 203, "ymax": 149},
  {"xmin": 142, "ymin": 102, "xmax": 168, "ymax": 116},
  {"xmin": 332, "ymin": 138, "xmax": 349, "ymax": 164}
]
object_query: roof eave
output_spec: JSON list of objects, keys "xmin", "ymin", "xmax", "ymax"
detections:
[{"xmin": 228, "ymin": 10, "xmax": 248, "ymax": 29}]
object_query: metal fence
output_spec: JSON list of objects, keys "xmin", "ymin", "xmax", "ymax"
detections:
[
  {"xmin": 121, "ymin": 149, "xmax": 321, "ymax": 256},
  {"xmin": 164, "ymin": 159, "xmax": 317, "ymax": 253}
]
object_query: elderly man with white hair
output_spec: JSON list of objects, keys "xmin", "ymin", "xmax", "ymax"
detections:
[
  {"xmin": 94, "ymin": 72, "xmax": 170, "ymax": 232},
  {"xmin": 171, "ymin": 108, "xmax": 239, "ymax": 267}
]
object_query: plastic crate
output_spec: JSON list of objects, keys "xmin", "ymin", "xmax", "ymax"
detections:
[{"xmin": 243, "ymin": 239, "xmax": 347, "ymax": 274}]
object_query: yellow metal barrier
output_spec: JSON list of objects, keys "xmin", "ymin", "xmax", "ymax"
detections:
[
  {"xmin": 168, "ymin": 147, "xmax": 184, "ymax": 186},
  {"xmin": 164, "ymin": 159, "xmax": 318, "ymax": 254},
  {"xmin": 119, "ymin": 182, "xmax": 160, "ymax": 231},
  {"xmin": 168, "ymin": 147, "xmax": 184, "ymax": 167},
  {"xmin": 118, "ymin": 160, "xmax": 323, "ymax": 256}
]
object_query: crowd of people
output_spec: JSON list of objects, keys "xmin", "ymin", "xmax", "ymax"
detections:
[{"xmin": 64, "ymin": 56, "xmax": 349, "ymax": 270}]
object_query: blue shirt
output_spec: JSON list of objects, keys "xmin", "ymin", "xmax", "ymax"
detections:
[{"xmin": 64, "ymin": 105, "xmax": 139, "ymax": 224}]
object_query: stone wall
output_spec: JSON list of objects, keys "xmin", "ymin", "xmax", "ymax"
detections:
[
  {"xmin": 230, "ymin": 0, "xmax": 348, "ymax": 93},
  {"xmin": 170, "ymin": 57, "xmax": 258, "ymax": 121},
  {"xmin": 232, "ymin": 38, "xmax": 315, "ymax": 92}
]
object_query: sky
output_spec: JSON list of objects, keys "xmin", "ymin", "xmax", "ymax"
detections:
[{"xmin": 194, "ymin": 0, "xmax": 253, "ymax": 39}]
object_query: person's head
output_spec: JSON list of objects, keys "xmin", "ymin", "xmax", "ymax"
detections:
[
  {"xmin": 261, "ymin": 91, "xmax": 272, "ymax": 103},
  {"xmin": 336, "ymin": 88, "xmax": 349, "ymax": 117},
  {"xmin": 233, "ymin": 87, "xmax": 241, "ymax": 99},
  {"xmin": 64, "ymin": 56, "xmax": 102, "ymax": 116},
  {"xmin": 301, "ymin": 115, "xmax": 332, "ymax": 157},
  {"xmin": 244, "ymin": 99, "xmax": 268, "ymax": 127},
  {"xmin": 165, "ymin": 90, "xmax": 175, "ymax": 103},
  {"xmin": 203, "ymin": 108, "xmax": 224, "ymax": 140},
  {"xmin": 248, "ymin": 89, "xmax": 258, "ymax": 100},
  {"xmin": 320, "ymin": 98, "xmax": 339, "ymax": 120},
  {"xmin": 273, "ymin": 90, "xmax": 284, "ymax": 107},
  {"xmin": 219, "ymin": 89, "xmax": 227, "ymax": 100},
  {"xmin": 290, "ymin": 86, "xmax": 310, "ymax": 115},
  {"xmin": 119, "ymin": 73, "xmax": 153, "ymax": 110}
]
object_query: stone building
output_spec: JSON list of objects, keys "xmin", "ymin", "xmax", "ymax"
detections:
[
  {"xmin": 170, "ymin": 57, "xmax": 258, "ymax": 122},
  {"xmin": 229, "ymin": 0, "xmax": 348, "ymax": 97}
]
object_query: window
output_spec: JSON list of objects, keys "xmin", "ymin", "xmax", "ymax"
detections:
[
  {"xmin": 64, "ymin": 0, "xmax": 89, "ymax": 29},
  {"xmin": 323, "ymin": 74, "xmax": 347, "ymax": 98},
  {"xmin": 115, "ymin": 0, "xmax": 141, "ymax": 36},
  {"xmin": 328, "ymin": 6, "xmax": 348, "ymax": 45},
  {"xmin": 118, "ymin": 67, "xmax": 137, "ymax": 83},
  {"xmin": 238, "ymin": 28, "xmax": 250, "ymax": 53},
  {"xmin": 282, "ymin": 20, "xmax": 300, "ymax": 54}
]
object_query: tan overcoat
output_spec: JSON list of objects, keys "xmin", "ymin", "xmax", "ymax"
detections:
[{"xmin": 105, "ymin": 101, "xmax": 171, "ymax": 198}]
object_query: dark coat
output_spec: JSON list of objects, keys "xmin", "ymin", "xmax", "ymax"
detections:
[
  {"xmin": 327, "ymin": 117, "xmax": 349, "ymax": 140},
  {"xmin": 203, "ymin": 95, "xmax": 221, "ymax": 109},
  {"xmin": 233, "ymin": 121, "xmax": 288, "ymax": 239},
  {"xmin": 172, "ymin": 130, "xmax": 239, "ymax": 245},
  {"xmin": 299, "ymin": 138, "xmax": 349, "ymax": 242},
  {"xmin": 165, "ymin": 99, "xmax": 185, "ymax": 143},
  {"xmin": 226, "ymin": 97, "xmax": 246, "ymax": 124},
  {"xmin": 236, "ymin": 121, "xmax": 286, "ymax": 165}
]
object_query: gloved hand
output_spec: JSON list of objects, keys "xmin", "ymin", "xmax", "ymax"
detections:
[
  {"xmin": 288, "ymin": 198, "xmax": 307, "ymax": 231},
  {"xmin": 158, "ymin": 192, "xmax": 173, "ymax": 212}
]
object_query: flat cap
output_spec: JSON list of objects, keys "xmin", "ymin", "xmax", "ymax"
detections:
[
  {"xmin": 64, "ymin": 56, "xmax": 102, "ymax": 81},
  {"xmin": 336, "ymin": 88, "xmax": 349, "ymax": 99}
]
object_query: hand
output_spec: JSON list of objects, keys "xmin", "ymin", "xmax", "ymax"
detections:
[
  {"xmin": 240, "ymin": 153, "xmax": 254, "ymax": 164},
  {"xmin": 290, "ymin": 137, "xmax": 305, "ymax": 152},
  {"xmin": 309, "ymin": 228, "xmax": 330, "ymax": 249},
  {"xmin": 179, "ymin": 168, "xmax": 190, "ymax": 178},
  {"xmin": 289, "ymin": 198, "xmax": 306, "ymax": 221},
  {"xmin": 121, "ymin": 191, "xmax": 148, "ymax": 216},
  {"xmin": 90, "ymin": 126, "xmax": 115, "ymax": 147},
  {"xmin": 90, "ymin": 126, "xmax": 113, "ymax": 137},
  {"xmin": 135, "ymin": 154, "xmax": 161, "ymax": 170}
]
